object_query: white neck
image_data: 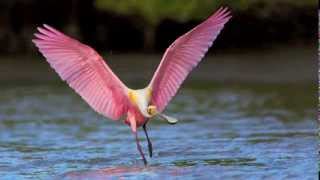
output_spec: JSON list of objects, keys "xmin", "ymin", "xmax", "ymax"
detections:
[{"xmin": 128, "ymin": 87, "xmax": 152, "ymax": 117}]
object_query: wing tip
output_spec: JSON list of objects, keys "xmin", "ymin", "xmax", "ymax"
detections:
[
  {"xmin": 34, "ymin": 24, "xmax": 61, "ymax": 39},
  {"xmin": 43, "ymin": 24, "xmax": 51, "ymax": 29},
  {"xmin": 213, "ymin": 6, "xmax": 232, "ymax": 19},
  {"xmin": 43, "ymin": 24, "xmax": 62, "ymax": 35},
  {"xmin": 206, "ymin": 6, "xmax": 232, "ymax": 26},
  {"xmin": 31, "ymin": 39, "xmax": 38, "ymax": 44},
  {"xmin": 33, "ymin": 24, "xmax": 66, "ymax": 46}
]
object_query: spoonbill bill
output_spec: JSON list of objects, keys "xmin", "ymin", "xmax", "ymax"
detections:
[{"xmin": 32, "ymin": 7, "xmax": 231, "ymax": 165}]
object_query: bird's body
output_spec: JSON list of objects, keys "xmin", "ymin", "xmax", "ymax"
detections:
[
  {"xmin": 33, "ymin": 7, "xmax": 231, "ymax": 165},
  {"xmin": 126, "ymin": 87, "xmax": 152, "ymax": 128}
]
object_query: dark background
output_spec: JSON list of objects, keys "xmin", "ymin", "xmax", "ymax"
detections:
[{"xmin": 0, "ymin": 0, "xmax": 317, "ymax": 54}]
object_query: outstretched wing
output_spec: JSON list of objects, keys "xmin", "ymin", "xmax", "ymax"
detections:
[
  {"xmin": 33, "ymin": 25, "xmax": 129, "ymax": 120},
  {"xmin": 148, "ymin": 7, "xmax": 231, "ymax": 112}
]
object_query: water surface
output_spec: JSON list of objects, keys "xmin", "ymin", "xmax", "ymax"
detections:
[{"xmin": 0, "ymin": 82, "xmax": 316, "ymax": 179}]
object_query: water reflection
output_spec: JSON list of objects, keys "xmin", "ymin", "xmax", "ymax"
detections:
[
  {"xmin": 59, "ymin": 166, "xmax": 172, "ymax": 180},
  {"xmin": 59, "ymin": 157, "xmax": 263, "ymax": 179}
]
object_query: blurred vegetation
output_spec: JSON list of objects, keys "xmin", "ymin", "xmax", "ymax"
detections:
[
  {"xmin": 96, "ymin": 0, "xmax": 317, "ymax": 22},
  {"xmin": 95, "ymin": 0, "xmax": 317, "ymax": 50},
  {"xmin": 0, "ymin": 0, "xmax": 316, "ymax": 54}
]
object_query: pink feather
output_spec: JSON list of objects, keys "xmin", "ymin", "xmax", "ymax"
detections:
[
  {"xmin": 32, "ymin": 25, "xmax": 129, "ymax": 120},
  {"xmin": 149, "ymin": 7, "xmax": 231, "ymax": 112}
]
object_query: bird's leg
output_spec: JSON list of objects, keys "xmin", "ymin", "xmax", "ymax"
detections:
[
  {"xmin": 143, "ymin": 123, "xmax": 153, "ymax": 158},
  {"xmin": 134, "ymin": 132, "xmax": 147, "ymax": 165},
  {"xmin": 129, "ymin": 116, "xmax": 147, "ymax": 165}
]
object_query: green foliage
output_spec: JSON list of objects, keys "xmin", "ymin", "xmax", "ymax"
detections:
[
  {"xmin": 95, "ymin": 0, "xmax": 317, "ymax": 50},
  {"xmin": 95, "ymin": 0, "xmax": 317, "ymax": 26},
  {"xmin": 95, "ymin": 0, "xmax": 223, "ymax": 25}
]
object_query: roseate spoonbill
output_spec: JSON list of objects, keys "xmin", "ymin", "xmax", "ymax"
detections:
[{"xmin": 32, "ymin": 7, "xmax": 231, "ymax": 165}]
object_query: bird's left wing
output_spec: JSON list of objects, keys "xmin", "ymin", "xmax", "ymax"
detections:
[
  {"xmin": 148, "ymin": 7, "xmax": 231, "ymax": 112},
  {"xmin": 33, "ymin": 25, "xmax": 129, "ymax": 120}
]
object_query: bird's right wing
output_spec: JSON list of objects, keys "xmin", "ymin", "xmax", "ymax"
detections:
[
  {"xmin": 148, "ymin": 7, "xmax": 231, "ymax": 112},
  {"xmin": 33, "ymin": 25, "xmax": 129, "ymax": 120}
]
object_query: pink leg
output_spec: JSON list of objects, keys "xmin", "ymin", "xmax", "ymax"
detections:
[
  {"xmin": 134, "ymin": 132, "xmax": 147, "ymax": 165},
  {"xmin": 129, "ymin": 116, "xmax": 147, "ymax": 165}
]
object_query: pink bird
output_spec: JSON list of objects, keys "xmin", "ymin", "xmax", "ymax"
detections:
[{"xmin": 32, "ymin": 7, "xmax": 231, "ymax": 165}]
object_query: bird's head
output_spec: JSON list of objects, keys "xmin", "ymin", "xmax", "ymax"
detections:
[{"xmin": 147, "ymin": 105, "xmax": 158, "ymax": 117}]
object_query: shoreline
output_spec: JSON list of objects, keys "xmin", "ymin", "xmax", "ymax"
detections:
[{"xmin": 0, "ymin": 45, "xmax": 316, "ymax": 85}]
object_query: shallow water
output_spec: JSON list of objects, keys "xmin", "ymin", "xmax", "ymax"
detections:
[{"xmin": 0, "ymin": 82, "xmax": 316, "ymax": 179}]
